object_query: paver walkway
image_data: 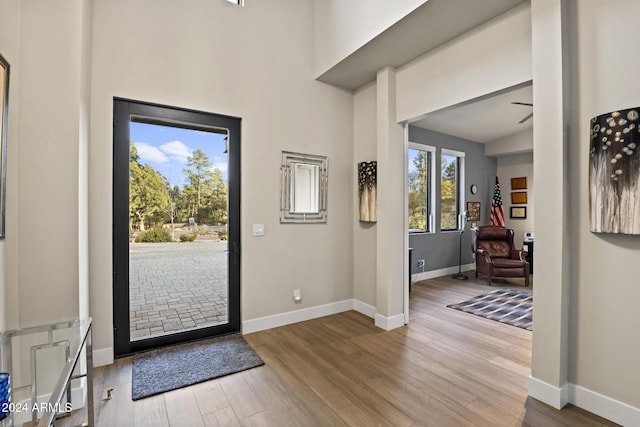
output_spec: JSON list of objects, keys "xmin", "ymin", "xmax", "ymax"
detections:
[{"xmin": 129, "ymin": 241, "xmax": 228, "ymax": 340}]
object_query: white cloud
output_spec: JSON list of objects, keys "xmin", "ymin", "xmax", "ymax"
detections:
[
  {"xmin": 160, "ymin": 140, "xmax": 192, "ymax": 163},
  {"xmin": 210, "ymin": 157, "xmax": 228, "ymax": 174},
  {"xmin": 135, "ymin": 142, "xmax": 169, "ymax": 163}
]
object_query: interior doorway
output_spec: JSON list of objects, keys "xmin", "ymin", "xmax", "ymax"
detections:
[{"xmin": 112, "ymin": 98, "xmax": 241, "ymax": 356}]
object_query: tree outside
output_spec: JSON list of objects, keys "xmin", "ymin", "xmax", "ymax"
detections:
[
  {"xmin": 408, "ymin": 148, "xmax": 429, "ymax": 231},
  {"xmin": 441, "ymin": 154, "xmax": 458, "ymax": 230},
  {"xmin": 128, "ymin": 122, "xmax": 229, "ymax": 241}
]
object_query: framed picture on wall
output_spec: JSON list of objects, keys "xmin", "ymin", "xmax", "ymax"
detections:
[
  {"xmin": 510, "ymin": 206, "xmax": 527, "ymax": 219},
  {"xmin": 511, "ymin": 191, "xmax": 527, "ymax": 204},
  {"xmin": 511, "ymin": 177, "xmax": 527, "ymax": 190},
  {"xmin": 589, "ymin": 107, "xmax": 640, "ymax": 234},
  {"xmin": 466, "ymin": 201, "xmax": 480, "ymax": 222}
]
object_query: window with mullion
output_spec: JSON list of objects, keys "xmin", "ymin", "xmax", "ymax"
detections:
[
  {"xmin": 408, "ymin": 143, "xmax": 435, "ymax": 233},
  {"xmin": 440, "ymin": 149, "xmax": 465, "ymax": 231}
]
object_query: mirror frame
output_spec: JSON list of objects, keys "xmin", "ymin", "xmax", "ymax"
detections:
[
  {"xmin": 280, "ymin": 151, "xmax": 328, "ymax": 223},
  {"xmin": 0, "ymin": 53, "xmax": 9, "ymax": 240}
]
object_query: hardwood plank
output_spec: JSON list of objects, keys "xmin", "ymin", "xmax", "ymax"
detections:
[
  {"xmin": 202, "ymin": 406, "xmax": 241, "ymax": 427},
  {"xmin": 244, "ymin": 343, "xmax": 349, "ymax": 426},
  {"xmin": 164, "ymin": 387, "xmax": 205, "ymax": 427},
  {"xmin": 90, "ymin": 272, "xmax": 621, "ymax": 427},
  {"xmin": 258, "ymin": 326, "xmax": 414, "ymax": 426},
  {"xmin": 99, "ymin": 356, "xmax": 132, "ymax": 388},
  {"xmin": 465, "ymin": 397, "xmax": 527, "ymax": 427},
  {"xmin": 217, "ymin": 373, "xmax": 264, "ymax": 419},
  {"xmin": 241, "ymin": 364, "xmax": 318, "ymax": 426},
  {"xmin": 192, "ymin": 380, "xmax": 229, "ymax": 415},
  {"xmin": 133, "ymin": 394, "xmax": 169, "ymax": 427},
  {"xmin": 95, "ymin": 379, "xmax": 133, "ymax": 427}
]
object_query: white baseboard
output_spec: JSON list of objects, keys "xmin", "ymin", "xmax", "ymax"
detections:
[
  {"xmin": 93, "ymin": 347, "xmax": 114, "ymax": 367},
  {"xmin": 242, "ymin": 299, "xmax": 403, "ymax": 334},
  {"xmin": 411, "ymin": 263, "xmax": 475, "ymax": 282},
  {"xmin": 374, "ymin": 313, "xmax": 406, "ymax": 331},
  {"xmin": 528, "ymin": 376, "xmax": 569, "ymax": 409},
  {"xmin": 529, "ymin": 376, "xmax": 640, "ymax": 426},
  {"xmin": 92, "ymin": 300, "xmax": 379, "ymax": 366},
  {"xmin": 570, "ymin": 383, "xmax": 640, "ymax": 426},
  {"xmin": 352, "ymin": 299, "xmax": 376, "ymax": 318},
  {"xmin": 242, "ymin": 299, "xmax": 354, "ymax": 334}
]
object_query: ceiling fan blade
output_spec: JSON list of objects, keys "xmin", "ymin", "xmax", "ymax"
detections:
[
  {"xmin": 512, "ymin": 102, "xmax": 533, "ymax": 106},
  {"xmin": 518, "ymin": 113, "xmax": 534, "ymax": 124}
]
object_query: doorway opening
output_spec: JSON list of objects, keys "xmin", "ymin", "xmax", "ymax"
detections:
[{"xmin": 113, "ymin": 99, "xmax": 241, "ymax": 356}]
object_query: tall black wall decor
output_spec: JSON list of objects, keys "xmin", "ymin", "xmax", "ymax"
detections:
[
  {"xmin": 358, "ymin": 161, "xmax": 377, "ymax": 222},
  {"xmin": 590, "ymin": 107, "xmax": 640, "ymax": 234}
]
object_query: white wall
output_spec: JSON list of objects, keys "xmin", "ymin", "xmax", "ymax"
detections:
[
  {"xmin": 313, "ymin": 0, "xmax": 427, "ymax": 76},
  {"xmin": 568, "ymin": 0, "xmax": 640, "ymax": 412},
  {"xmin": 16, "ymin": 0, "xmax": 93, "ymax": 327},
  {"xmin": 352, "ymin": 82, "xmax": 377, "ymax": 309},
  {"xmin": 485, "ymin": 127, "xmax": 533, "ymax": 157},
  {"xmin": 497, "ymin": 152, "xmax": 534, "ymax": 244},
  {"xmin": 89, "ymin": 0, "xmax": 354, "ymax": 356},
  {"xmin": 0, "ymin": 0, "xmax": 93, "ymax": 396},
  {"xmin": 78, "ymin": 0, "xmax": 93, "ymax": 322},
  {"xmin": 0, "ymin": 0, "xmax": 21, "ymax": 332},
  {"xmin": 396, "ymin": 3, "xmax": 532, "ymax": 123}
]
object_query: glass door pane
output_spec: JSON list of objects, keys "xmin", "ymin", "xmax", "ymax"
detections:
[{"xmin": 128, "ymin": 122, "xmax": 229, "ymax": 341}]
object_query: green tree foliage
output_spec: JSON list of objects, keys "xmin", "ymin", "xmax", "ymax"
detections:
[
  {"xmin": 408, "ymin": 150, "xmax": 428, "ymax": 230},
  {"xmin": 128, "ymin": 142, "xmax": 229, "ymax": 238},
  {"xmin": 168, "ymin": 184, "xmax": 181, "ymax": 226},
  {"xmin": 135, "ymin": 228, "xmax": 173, "ymax": 243},
  {"xmin": 440, "ymin": 155, "xmax": 458, "ymax": 230},
  {"xmin": 181, "ymin": 149, "xmax": 228, "ymax": 225},
  {"xmin": 129, "ymin": 142, "xmax": 171, "ymax": 231},
  {"xmin": 183, "ymin": 149, "xmax": 214, "ymax": 216},
  {"xmin": 204, "ymin": 168, "xmax": 228, "ymax": 225}
]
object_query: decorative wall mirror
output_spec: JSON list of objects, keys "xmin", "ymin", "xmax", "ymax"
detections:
[{"xmin": 280, "ymin": 151, "xmax": 328, "ymax": 223}]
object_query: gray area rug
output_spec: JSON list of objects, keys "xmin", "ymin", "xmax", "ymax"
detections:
[
  {"xmin": 447, "ymin": 288, "xmax": 532, "ymax": 331},
  {"xmin": 132, "ymin": 334, "xmax": 264, "ymax": 400}
]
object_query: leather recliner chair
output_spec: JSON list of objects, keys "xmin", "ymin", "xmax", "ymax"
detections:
[{"xmin": 472, "ymin": 226, "xmax": 530, "ymax": 287}]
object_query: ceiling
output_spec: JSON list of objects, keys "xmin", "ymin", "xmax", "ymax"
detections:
[
  {"xmin": 411, "ymin": 83, "xmax": 533, "ymax": 143},
  {"xmin": 316, "ymin": 0, "xmax": 528, "ymax": 90}
]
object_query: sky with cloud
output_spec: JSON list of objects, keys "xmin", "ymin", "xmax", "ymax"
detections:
[{"xmin": 131, "ymin": 121, "xmax": 228, "ymax": 187}]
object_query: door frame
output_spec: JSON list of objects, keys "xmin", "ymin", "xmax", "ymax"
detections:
[{"xmin": 112, "ymin": 98, "xmax": 241, "ymax": 357}]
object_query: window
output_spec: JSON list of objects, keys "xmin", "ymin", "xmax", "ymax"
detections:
[
  {"xmin": 440, "ymin": 149, "xmax": 465, "ymax": 231},
  {"xmin": 408, "ymin": 143, "xmax": 435, "ymax": 233}
]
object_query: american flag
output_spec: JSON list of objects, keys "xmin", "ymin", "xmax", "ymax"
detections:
[{"xmin": 490, "ymin": 175, "xmax": 505, "ymax": 226}]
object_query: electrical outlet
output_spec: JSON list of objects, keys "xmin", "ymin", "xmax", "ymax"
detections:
[
  {"xmin": 293, "ymin": 289, "xmax": 302, "ymax": 303},
  {"xmin": 417, "ymin": 259, "xmax": 425, "ymax": 269},
  {"xmin": 253, "ymin": 224, "xmax": 265, "ymax": 236}
]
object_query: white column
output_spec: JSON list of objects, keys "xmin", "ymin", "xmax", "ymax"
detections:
[
  {"xmin": 375, "ymin": 66, "xmax": 406, "ymax": 330},
  {"xmin": 529, "ymin": 0, "xmax": 571, "ymax": 408}
]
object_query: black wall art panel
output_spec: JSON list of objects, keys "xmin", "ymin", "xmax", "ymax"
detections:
[
  {"xmin": 590, "ymin": 107, "xmax": 640, "ymax": 234},
  {"xmin": 358, "ymin": 161, "xmax": 377, "ymax": 222}
]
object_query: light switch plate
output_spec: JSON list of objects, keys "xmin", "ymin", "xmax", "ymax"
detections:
[{"xmin": 253, "ymin": 224, "xmax": 265, "ymax": 236}]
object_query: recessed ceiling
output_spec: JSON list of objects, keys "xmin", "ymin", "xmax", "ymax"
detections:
[{"xmin": 411, "ymin": 83, "xmax": 533, "ymax": 143}]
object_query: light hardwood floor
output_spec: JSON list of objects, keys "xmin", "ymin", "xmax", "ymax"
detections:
[{"xmin": 67, "ymin": 272, "xmax": 619, "ymax": 427}]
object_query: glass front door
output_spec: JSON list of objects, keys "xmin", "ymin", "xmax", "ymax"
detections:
[{"xmin": 113, "ymin": 99, "xmax": 241, "ymax": 356}]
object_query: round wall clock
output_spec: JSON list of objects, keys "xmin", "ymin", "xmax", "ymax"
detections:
[{"xmin": 470, "ymin": 184, "xmax": 478, "ymax": 194}]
